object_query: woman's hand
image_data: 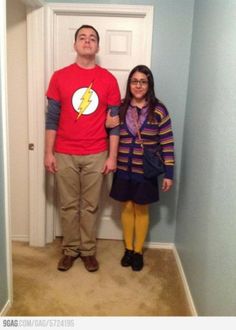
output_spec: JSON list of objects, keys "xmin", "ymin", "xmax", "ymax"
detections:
[
  {"xmin": 105, "ymin": 110, "xmax": 120, "ymax": 128},
  {"xmin": 161, "ymin": 178, "xmax": 173, "ymax": 192}
]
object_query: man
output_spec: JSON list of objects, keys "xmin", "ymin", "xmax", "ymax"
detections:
[{"xmin": 44, "ymin": 25, "xmax": 120, "ymax": 272}]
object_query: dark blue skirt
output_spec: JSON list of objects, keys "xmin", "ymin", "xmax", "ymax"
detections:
[{"xmin": 109, "ymin": 172, "xmax": 159, "ymax": 205}]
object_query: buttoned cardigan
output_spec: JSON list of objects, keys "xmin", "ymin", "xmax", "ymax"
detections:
[{"xmin": 116, "ymin": 103, "xmax": 175, "ymax": 181}]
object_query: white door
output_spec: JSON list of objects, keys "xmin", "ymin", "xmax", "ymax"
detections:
[{"xmin": 45, "ymin": 4, "xmax": 153, "ymax": 240}]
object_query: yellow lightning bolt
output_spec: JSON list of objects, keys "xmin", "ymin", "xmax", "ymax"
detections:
[{"xmin": 77, "ymin": 83, "xmax": 93, "ymax": 119}]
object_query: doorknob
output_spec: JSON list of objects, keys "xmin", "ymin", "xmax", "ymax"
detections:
[{"xmin": 28, "ymin": 143, "xmax": 34, "ymax": 150}]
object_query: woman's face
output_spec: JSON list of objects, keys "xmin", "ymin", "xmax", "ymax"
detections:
[{"xmin": 130, "ymin": 71, "xmax": 149, "ymax": 101}]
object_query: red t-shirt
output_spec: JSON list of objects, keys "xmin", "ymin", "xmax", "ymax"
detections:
[{"xmin": 46, "ymin": 63, "xmax": 121, "ymax": 155}]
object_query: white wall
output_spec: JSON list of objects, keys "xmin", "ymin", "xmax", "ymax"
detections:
[
  {"xmin": 7, "ymin": 0, "xmax": 29, "ymax": 241},
  {"xmin": 175, "ymin": 0, "xmax": 236, "ymax": 316}
]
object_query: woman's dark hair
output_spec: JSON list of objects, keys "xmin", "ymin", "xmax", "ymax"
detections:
[
  {"xmin": 74, "ymin": 25, "xmax": 100, "ymax": 44},
  {"xmin": 120, "ymin": 65, "xmax": 160, "ymax": 121}
]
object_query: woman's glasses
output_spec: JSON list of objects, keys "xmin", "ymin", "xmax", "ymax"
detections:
[{"xmin": 130, "ymin": 79, "xmax": 148, "ymax": 86}]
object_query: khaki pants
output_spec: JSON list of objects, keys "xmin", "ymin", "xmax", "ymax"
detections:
[{"xmin": 55, "ymin": 151, "xmax": 107, "ymax": 257}]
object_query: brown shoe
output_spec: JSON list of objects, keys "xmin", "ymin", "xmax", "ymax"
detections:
[
  {"xmin": 57, "ymin": 255, "xmax": 79, "ymax": 271},
  {"xmin": 81, "ymin": 255, "xmax": 99, "ymax": 272}
]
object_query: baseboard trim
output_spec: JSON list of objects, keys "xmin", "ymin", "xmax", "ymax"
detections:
[
  {"xmin": 0, "ymin": 300, "xmax": 11, "ymax": 316},
  {"xmin": 11, "ymin": 235, "xmax": 29, "ymax": 242},
  {"xmin": 172, "ymin": 246, "xmax": 198, "ymax": 316},
  {"xmin": 145, "ymin": 241, "xmax": 197, "ymax": 316},
  {"xmin": 145, "ymin": 241, "xmax": 175, "ymax": 249}
]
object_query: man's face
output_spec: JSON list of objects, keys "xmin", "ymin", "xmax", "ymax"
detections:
[{"xmin": 74, "ymin": 27, "xmax": 99, "ymax": 58}]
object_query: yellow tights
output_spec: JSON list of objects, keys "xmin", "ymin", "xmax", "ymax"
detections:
[{"xmin": 121, "ymin": 201, "xmax": 149, "ymax": 254}]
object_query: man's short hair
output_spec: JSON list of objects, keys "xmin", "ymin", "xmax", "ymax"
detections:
[{"xmin": 74, "ymin": 25, "xmax": 100, "ymax": 44}]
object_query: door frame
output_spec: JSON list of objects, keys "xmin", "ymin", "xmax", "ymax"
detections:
[
  {"xmin": 0, "ymin": 0, "xmax": 12, "ymax": 315},
  {"xmin": 28, "ymin": 2, "xmax": 153, "ymax": 246},
  {"xmin": 26, "ymin": 3, "xmax": 46, "ymax": 246}
]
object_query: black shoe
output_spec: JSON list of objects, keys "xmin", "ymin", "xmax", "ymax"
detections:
[
  {"xmin": 132, "ymin": 253, "xmax": 143, "ymax": 271},
  {"xmin": 121, "ymin": 249, "xmax": 134, "ymax": 267}
]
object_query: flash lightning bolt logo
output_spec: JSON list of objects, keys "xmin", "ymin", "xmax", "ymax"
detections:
[{"xmin": 77, "ymin": 82, "xmax": 93, "ymax": 119}]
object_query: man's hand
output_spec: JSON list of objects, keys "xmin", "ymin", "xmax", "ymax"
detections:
[
  {"xmin": 161, "ymin": 178, "xmax": 173, "ymax": 192},
  {"xmin": 44, "ymin": 153, "xmax": 58, "ymax": 174},
  {"xmin": 105, "ymin": 109, "xmax": 120, "ymax": 128},
  {"xmin": 101, "ymin": 156, "xmax": 117, "ymax": 175}
]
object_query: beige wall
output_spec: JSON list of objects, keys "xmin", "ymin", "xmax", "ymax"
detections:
[{"xmin": 7, "ymin": 0, "xmax": 29, "ymax": 240}]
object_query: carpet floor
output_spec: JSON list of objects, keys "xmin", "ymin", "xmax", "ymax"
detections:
[{"xmin": 7, "ymin": 239, "xmax": 192, "ymax": 316}]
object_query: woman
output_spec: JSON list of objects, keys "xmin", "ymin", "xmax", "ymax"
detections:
[{"xmin": 109, "ymin": 65, "xmax": 175, "ymax": 271}]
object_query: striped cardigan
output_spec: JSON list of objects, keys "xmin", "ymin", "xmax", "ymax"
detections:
[{"xmin": 116, "ymin": 104, "xmax": 175, "ymax": 180}]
